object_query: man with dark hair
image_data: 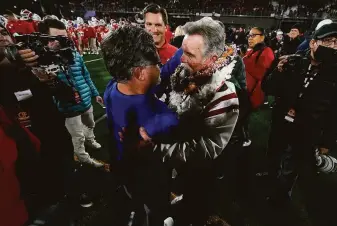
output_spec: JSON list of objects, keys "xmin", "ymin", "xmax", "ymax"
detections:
[
  {"xmin": 102, "ymin": 25, "xmax": 178, "ymax": 226},
  {"xmin": 21, "ymin": 18, "xmax": 104, "ymax": 168},
  {"xmin": 143, "ymin": 3, "xmax": 177, "ymax": 64}
]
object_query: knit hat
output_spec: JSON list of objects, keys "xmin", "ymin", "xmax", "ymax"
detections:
[
  {"xmin": 291, "ymin": 23, "xmax": 302, "ymax": 33},
  {"xmin": 276, "ymin": 30, "xmax": 283, "ymax": 35},
  {"xmin": 313, "ymin": 23, "xmax": 337, "ymax": 40}
]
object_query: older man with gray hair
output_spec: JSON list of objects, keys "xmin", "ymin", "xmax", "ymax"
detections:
[{"xmin": 135, "ymin": 17, "xmax": 240, "ymax": 226}]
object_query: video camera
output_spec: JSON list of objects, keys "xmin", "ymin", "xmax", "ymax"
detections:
[{"xmin": 2, "ymin": 32, "xmax": 75, "ymax": 73}]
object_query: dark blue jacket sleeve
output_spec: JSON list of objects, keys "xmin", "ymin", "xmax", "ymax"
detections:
[
  {"xmin": 142, "ymin": 99, "xmax": 179, "ymax": 140},
  {"xmin": 297, "ymin": 39, "xmax": 309, "ymax": 52},
  {"xmin": 153, "ymin": 48, "xmax": 183, "ymax": 97}
]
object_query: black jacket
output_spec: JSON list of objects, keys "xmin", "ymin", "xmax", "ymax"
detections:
[
  {"xmin": 262, "ymin": 53, "xmax": 337, "ymax": 150},
  {"xmin": 0, "ymin": 65, "xmax": 74, "ymax": 207}
]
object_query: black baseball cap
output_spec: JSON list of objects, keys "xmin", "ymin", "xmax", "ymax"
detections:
[{"xmin": 313, "ymin": 23, "xmax": 337, "ymax": 40}]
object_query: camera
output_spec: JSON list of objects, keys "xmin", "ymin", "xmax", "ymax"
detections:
[
  {"xmin": 283, "ymin": 54, "xmax": 308, "ymax": 72},
  {"xmin": 315, "ymin": 149, "xmax": 337, "ymax": 173},
  {"xmin": 2, "ymin": 32, "xmax": 75, "ymax": 72}
]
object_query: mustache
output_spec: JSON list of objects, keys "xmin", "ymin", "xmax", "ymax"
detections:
[{"xmin": 170, "ymin": 63, "xmax": 193, "ymax": 92}]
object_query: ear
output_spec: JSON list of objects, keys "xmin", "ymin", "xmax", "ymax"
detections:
[{"xmin": 134, "ymin": 67, "xmax": 146, "ymax": 81}]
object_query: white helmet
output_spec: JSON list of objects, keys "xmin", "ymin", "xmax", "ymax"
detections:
[
  {"xmin": 77, "ymin": 17, "xmax": 84, "ymax": 25},
  {"xmin": 32, "ymin": 14, "xmax": 41, "ymax": 21},
  {"xmin": 99, "ymin": 19, "xmax": 106, "ymax": 26},
  {"xmin": 43, "ymin": 15, "xmax": 59, "ymax": 20},
  {"xmin": 91, "ymin": 17, "xmax": 98, "ymax": 22},
  {"xmin": 316, "ymin": 19, "xmax": 333, "ymax": 31},
  {"xmin": 20, "ymin": 9, "xmax": 33, "ymax": 20},
  {"xmin": 276, "ymin": 30, "xmax": 283, "ymax": 35},
  {"xmin": 0, "ymin": 15, "xmax": 8, "ymax": 27}
]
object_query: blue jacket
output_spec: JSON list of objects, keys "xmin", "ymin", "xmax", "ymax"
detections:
[
  {"xmin": 104, "ymin": 81, "xmax": 179, "ymax": 160},
  {"xmin": 56, "ymin": 52, "xmax": 99, "ymax": 116}
]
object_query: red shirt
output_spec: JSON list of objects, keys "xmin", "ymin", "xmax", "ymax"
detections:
[
  {"xmin": 157, "ymin": 41, "xmax": 178, "ymax": 64},
  {"xmin": 0, "ymin": 107, "xmax": 40, "ymax": 226},
  {"xmin": 243, "ymin": 46, "xmax": 274, "ymax": 108},
  {"xmin": 165, "ymin": 28, "xmax": 173, "ymax": 43},
  {"xmin": 85, "ymin": 27, "xmax": 96, "ymax": 38},
  {"xmin": 6, "ymin": 20, "xmax": 35, "ymax": 35}
]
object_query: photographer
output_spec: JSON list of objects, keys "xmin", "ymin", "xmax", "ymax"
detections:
[
  {"xmin": 0, "ymin": 23, "xmax": 75, "ymax": 223},
  {"xmin": 262, "ymin": 23, "xmax": 337, "ymax": 226},
  {"xmin": 20, "ymin": 18, "xmax": 104, "ymax": 167}
]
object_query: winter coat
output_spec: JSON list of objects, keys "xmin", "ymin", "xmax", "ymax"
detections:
[
  {"xmin": 243, "ymin": 43, "xmax": 275, "ymax": 109},
  {"xmin": 0, "ymin": 107, "xmax": 40, "ymax": 226},
  {"xmin": 56, "ymin": 52, "xmax": 99, "ymax": 117}
]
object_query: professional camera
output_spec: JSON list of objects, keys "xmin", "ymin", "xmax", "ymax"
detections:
[
  {"xmin": 315, "ymin": 149, "xmax": 337, "ymax": 173},
  {"xmin": 283, "ymin": 54, "xmax": 308, "ymax": 72},
  {"xmin": 2, "ymin": 32, "xmax": 75, "ymax": 73}
]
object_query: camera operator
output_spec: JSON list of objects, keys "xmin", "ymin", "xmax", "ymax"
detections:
[
  {"xmin": 262, "ymin": 23, "xmax": 337, "ymax": 226},
  {"xmin": 0, "ymin": 23, "xmax": 76, "ymax": 223},
  {"xmin": 20, "ymin": 18, "xmax": 104, "ymax": 168}
]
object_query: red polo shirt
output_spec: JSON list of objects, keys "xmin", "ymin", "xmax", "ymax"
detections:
[{"xmin": 157, "ymin": 41, "xmax": 177, "ymax": 64}]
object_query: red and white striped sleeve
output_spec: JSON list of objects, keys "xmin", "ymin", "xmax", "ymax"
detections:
[{"xmin": 154, "ymin": 81, "xmax": 239, "ymax": 163}]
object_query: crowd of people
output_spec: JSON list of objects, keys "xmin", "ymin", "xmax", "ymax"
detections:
[
  {"xmin": 73, "ymin": 0, "xmax": 337, "ymax": 18},
  {"xmin": 1, "ymin": 2, "xmax": 337, "ymax": 226}
]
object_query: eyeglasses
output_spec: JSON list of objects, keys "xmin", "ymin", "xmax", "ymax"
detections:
[
  {"xmin": 247, "ymin": 34, "xmax": 263, "ymax": 39},
  {"xmin": 319, "ymin": 38, "xmax": 337, "ymax": 47}
]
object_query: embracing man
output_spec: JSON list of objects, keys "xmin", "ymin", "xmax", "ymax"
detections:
[{"xmin": 102, "ymin": 17, "xmax": 239, "ymax": 226}]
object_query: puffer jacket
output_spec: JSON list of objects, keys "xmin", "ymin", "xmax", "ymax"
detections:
[{"xmin": 56, "ymin": 52, "xmax": 99, "ymax": 117}]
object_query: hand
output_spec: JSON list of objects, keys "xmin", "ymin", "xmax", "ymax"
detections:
[
  {"xmin": 319, "ymin": 148, "xmax": 329, "ymax": 155},
  {"xmin": 96, "ymin": 96, "xmax": 104, "ymax": 104},
  {"xmin": 277, "ymin": 55, "xmax": 289, "ymax": 72},
  {"xmin": 18, "ymin": 49, "xmax": 39, "ymax": 67},
  {"xmin": 118, "ymin": 127, "xmax": 154, "ymax": 150}
]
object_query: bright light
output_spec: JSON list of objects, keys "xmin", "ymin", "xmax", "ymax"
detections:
[
  {"xmin": 14, "ymin": 6, "xmax": 17, "ymax": 8},
  {"xmin": 34, "ymin": 0, "xmax": 37, "ymax": 1}
]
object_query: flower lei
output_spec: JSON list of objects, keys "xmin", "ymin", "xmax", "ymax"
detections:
[{"xmin": 168, "ymin": 48, "xmax": 238, "ymax": 117}]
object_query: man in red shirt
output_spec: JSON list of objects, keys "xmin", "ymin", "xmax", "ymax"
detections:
[
  {"xmin": 4, "ymin": 10, "xmax": 35, "ymax": 36},
  {"xmin": 86, "ymin": 23, "xmax": 98, "ymax": 54},
  {"xmin": 143, "ymin": 4, "xmax": 177, "ymax": 64}
]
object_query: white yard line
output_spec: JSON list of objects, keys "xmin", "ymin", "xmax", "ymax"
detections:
[
  {"xmin": 84, "ymin": 58, "xmax": 103, "ymax": 63},
  {"xmin": 95, "ymin": 113, "xmax": 107, "ymax": 124}
]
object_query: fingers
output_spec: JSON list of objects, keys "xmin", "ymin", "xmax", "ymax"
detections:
[
  {"xmin": 139, "ymin": 127, "xmax": 152, "ymax": 142},
  {"xmin": 118, "ymin": 127, "xmax": 126, "ymax": 142},
  {"xmin": 19, "ymin": 49, "xmax": 39, "ymax": 66}
]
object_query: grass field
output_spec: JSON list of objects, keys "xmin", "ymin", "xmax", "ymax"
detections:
[{"xmin": 83, "ymin": 55, "xmax": 337, "ymax": 226}]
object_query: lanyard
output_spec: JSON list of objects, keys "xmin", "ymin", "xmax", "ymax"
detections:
[{"xmin": 298, "ymin": 64, "xmax": 318, "ymax": 99}]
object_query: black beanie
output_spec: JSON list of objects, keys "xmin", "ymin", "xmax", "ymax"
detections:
[{"xmin": 291, "ymin": 23, "xmax": 302, "ymax": 33}]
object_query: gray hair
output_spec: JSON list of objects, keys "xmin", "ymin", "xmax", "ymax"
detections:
[{"xmin": 183, "ymin": 17, "xmax": 225, "ymax": 57}]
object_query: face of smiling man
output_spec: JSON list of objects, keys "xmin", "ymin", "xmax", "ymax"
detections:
[{"xmin": 144, "ymin": 12, "xmax": 166, "ymax": 49}]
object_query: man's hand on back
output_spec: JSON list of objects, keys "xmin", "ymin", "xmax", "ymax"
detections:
[{"xmin": 118, "ymin": 126, "xmax": 154, "ymax": 151}]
